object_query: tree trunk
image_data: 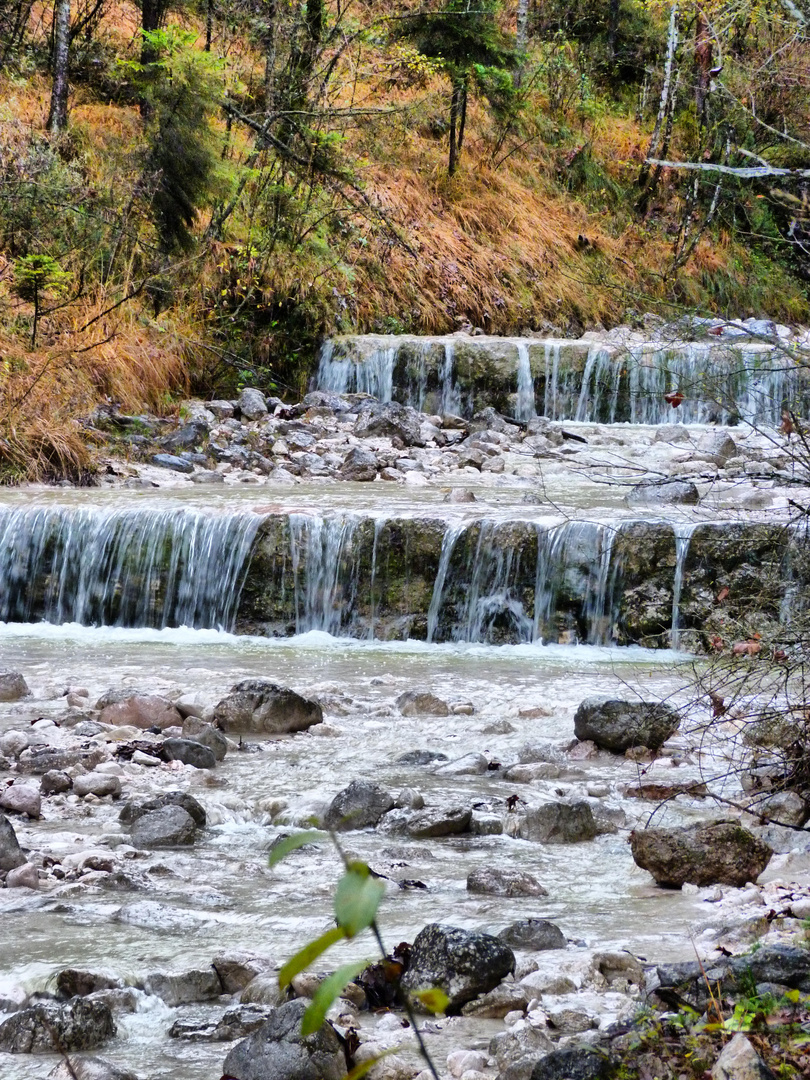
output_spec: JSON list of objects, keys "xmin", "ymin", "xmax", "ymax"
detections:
[
  {"xmin": 515, "ymin": 0, "xmax": 529, "ymax": 85},
  {"xmin": 47, "ymin": 0, "xmax": 70, "ymax": 133},
  {"xmin": 448, "ymin": 80, "xmax": 461, "ymax": 176},
  {"xmin": 694, "ymin": 11, "xmax": 712, "ymax": 125},
  {"xmin": 608, "ymin": 0, "xmax": 620, "ymax": 61},
  {"xmin": 205, "ymin": 0, "xmax": 213, "ymax": 51},
  {"xmin": 457, "ymin": 79, "xmax": 468, "ymax": 153},
  {"xmin": 263, "ymin": 0, "xmax": 278, "ymax": 113},
  {"xmin": 636, "ymin": 3, "xmax": 679, "ymax": 211}
]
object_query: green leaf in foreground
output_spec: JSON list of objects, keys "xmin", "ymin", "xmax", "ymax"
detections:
[
  {"xmin": 334, "ymin": 863, "xmax": 386, "ymax": 938},
  {"xmin": 278, "ymin": 926, "xmax": 346, "ymax": 990},
  {"xmin": 301, "ymin": 959, "xmax": 369, "ymax": 1036},
  {"xmin": 268, "ymin": 830, "xmax": 328, "ymax": 868},
  {"xmin": 414, "ymin": 987, "xmax": 450, "ymax": 1015}
]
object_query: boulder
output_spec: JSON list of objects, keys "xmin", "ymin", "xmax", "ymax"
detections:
[
  {"xmin": 498, "ymin": 920, "xmax": 566, "ymax": 951},
  {"xmin": 48, "ymin": 1057, "xmax": 138, "ymax": 1080},
  {"xmin": 238, "ymin": 387, "xmax": 269, "ymax": 421},
  {"xmin": 433, "ymin": 752, "xmax": 489, "ymax": 776},
  {"xmin": 144, "ymin": 967, "xmax": 222, "ymax": 1005},
  {"xmin": 41, "ymin": 770, "xmax": 73, "ymax": 795},
  {"xmin": 467, "ymin": 868, "xmax": 548, "ymax": 897},
  {"xmin": 129, "ymin": 806, "xmax": 197, "ymax": 848},
  {"xmin": 222, "ymin": 998, "xmax": 346, "ymax": 1080},
  {"xmin": 712, "ymin": 1033, "xmax": 777, "ymax": 1080},
  {"xmin": 161, "ymin": 738, "xmax": 217, "ymax": 770},
  {"xmin": 213, "ymin": 952, "xmax": 276, "ymax": 994},
  {"xmin": 324, "ymin": 780, "xmax": 395, "ymax": 831},
  {"xmin": 407, "ymin": 806, "xmax": 472, "ymax": 838},
  {"xmin": 0, "ymin": 670, "xmax": 29, "ymax": 701},
  {"xmin": 0, "ymin": 999, "xmax": 115, "ymax": 1053},
  {"xmin": 339, "ymin": 447, "xmax": 378, "ymax": 481},
  {"xmin": 72, "ymin": 775, "xmax": 121, "ymax": 799},
  {"xmin": 519, "ymin": 801, "xmax": 598, "ymax": 844},
  {"xmin": 401, "ymin": 923, "xmax": 515, "ymax": 1013},
  {"xmin": 6, "ymin": 863, "xmax": 39, "ymax": 888},
  {"xmin": 573, "ymin": 698, "xmax": 680, "ymax": 752},
  {"xmin": 630, "ymin": 821, "xmax": 773, "ymax": 887},
  {"xmin": 98, "ymin": 695, "xmax": 182, "ymax": 731},
  {"xmin": 626, "ymin": 479, "xmax": 700, "ymax": 506},
  {"xmin": 0, "ymin": 783, "xmax": 41, "ymax": 818},
  {"xmin": 151, "ymin": 454, "xmax": 194, "ymax": 474},
  {"xmin": 57, "ymin": 970, "xmax": 123, "ymax": 998},
  {"xmin": 698, "ymin": 430, "xmax": 737, "ymax": 466},
  {"xmin": 181, "ymin": 719, "xmax": 228, "ymax": 761},
  {"xmin": 530, "ymin": 1047, "xmax": 612, "ymax": 1080},
  {"xmin": 240, "ymin": 974, "xmax": 286, "ymax": 1007},
  {"xmin": 159, "ymin": 421, "xmax": 209, "ymax": 453},
  {"xmin": 395, "ymin": 750, "xmax": 449, "ymax": 766},
  {"xmin": 214, "ymin": 680, "xmax": 323, "ymax": 735},
  {"xmin": 355, "ymin": 402, "xmax": 425, "ymax": 447},
  {"xmin": 0, "ymin": 812, "xmax": 26, "ymax": 871},
  {"xmin": 119, "ymin": 791, "xmax": 206, "ymax": 827},
  {"xmin": 396, "ymin": 691, "xmax": 450, "ymax": 716}
]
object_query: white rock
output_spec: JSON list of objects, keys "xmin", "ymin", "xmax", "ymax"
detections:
[
  {"xmin": 132, "ymin": 750, "xmax": 161, "ymax": 766},
  {"xmin": 447, "ymin": 1050, "xmax": 488, "ymax": 1077}
]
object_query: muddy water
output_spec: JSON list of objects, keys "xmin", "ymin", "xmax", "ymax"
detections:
[{"xmin": 0, "ymin": 622, "xmax": 718, "ymax": 1080}]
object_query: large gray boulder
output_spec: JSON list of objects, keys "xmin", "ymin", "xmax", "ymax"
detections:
[
  {"xmin": 238, "ymin": 387, "xmax": 269, "ymax": 421},
  {"xmin": 0, "ymin": 670, "xmax": 30, "ymax": 701},
  {"xmin": 0, "ymin": 812, "xmax": 26, "ymax": 871},
  {"xmin": 222, "ymin": 998, "xmax": 346, "ymax": 1080},
  {"xmin": 498, "ymin": 920, "xmax": 566, "ymax": 951},
  {"xmin": 339, "ymin": 447, "xmax": 378, "ymax": 481},
  {"xmin": 530, "ymin": 1046, "xmax": 612, "ymax": 1080},
  {"xmin": 0, "ymin": 783, "xmax": 41, "ymax": 818},
  {"xmin": 401, "ymin": 923, "xmax": 515, "ymax": 1013},
  {"xmin": 574, "ymin": 698, "xmax": 680, "ymax": 752},
  {"xmin": 129, "ymin": 806, "xmax": 197, "ymax": 848},
  {"xmin": 630, "ymin": 821, "xmax": 773, "ymax": 887},
  {"xmin": 712, "ymin": 1033, "xmax": 777, "ymax": 1080},
  {"xmin": 214, "ymin": 680, "xmax": 323, "ymax": 734},
  {"xmin": 144, "ymin": 967, "xmax": 222, "ymax": 1005},
  {"xmin": 98, "ymin": 694, "xmax": 182, "ymax": 731},
  {"xmin": 0, "ymin": 999, "xmax": 115, "ymax": 1053},
  {"xmin": 72, "ymin": 775, "xmax": 121, "ymax": 799},
  {"xmin": 467, "ymin": 868, "xmax": 548, "ymax": 897},
  {"xmin": 161, "ymin": 738, "xmax": 216, "ymax": 770},
  {"xmin": 519, "ymin": 801, "xmax": 597, "ymax": 844},
  {"xmin": 354, "ymin": 401, "xmax": 425, "ymax": 447},
  {"xmin": 324, "ymin": 780, "xmax": 395, "ymax": 831},
  {"xmin": 119, "ymin": 791, "xmax": 206, "ymax": 827}
]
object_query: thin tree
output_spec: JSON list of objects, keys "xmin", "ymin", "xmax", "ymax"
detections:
[{"xmin": 47, "ymin": 0, "xmax": 71, "ymax": 133}]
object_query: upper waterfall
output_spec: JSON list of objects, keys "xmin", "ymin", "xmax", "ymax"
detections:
[{"xmin": 312, "ymin": 333, "xmax": 805, "ymax": 426}]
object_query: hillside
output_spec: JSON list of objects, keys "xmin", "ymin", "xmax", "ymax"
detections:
[{"xmin": 0, "ymin": 0, "xmax": 808, "ymax": 479}]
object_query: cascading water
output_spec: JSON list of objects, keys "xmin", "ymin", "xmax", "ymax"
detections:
[
  {"xmin": 670, "ymin": 523, "xmax": 697, "ymax": 648},
  {"xmin": 514, "ymin": 342, "xmax": 536, "ymax": 422},
  {"xmin": 288, "ymin": 513, "xmax": 364, "ymax": 635},
  {"xmin": 315, "ymin": 341, "xmax": 396, "ymax": 400},
  {"xmin": 0, "ymin": 505, "xmax": 262, "ymax": 630}
]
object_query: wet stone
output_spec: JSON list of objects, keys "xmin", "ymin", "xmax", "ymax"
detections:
[
  {"xmin": 47, "ymin": 1057, "xmax": 139, "ymax": 1080},
  {"xmin": 0, "ymin": 812, "xmax": 26, "ymax": 872},
  {"xmin": 467, "ymin": 868, "xmax": 548, "ymax": 897},
  {"xmin": 401, "ymin": 923, "xmax": 516, "ymax": 1013},
  {"xmin": 161, "ymin": 737, "xmax": 217, "ymax": 770},
  {"xmin": 324, "ymin": 779, "xmax": 395, "ymax": 831},
  {"xmin": 0, "ymin": 998, "xmax": 116, "ymax": 1053},
  {"xmin": 498, "ymin": 920, "xmax": 567, "ymax": 951},
  {"xmin": 129, "ymin": 806, "xmax": 197, "ymax": 847},
  {"xmin": 0, "ymin": 670, "xmax": 29, "ymax": 701},
  {"xmin": 222, "ymin": 998, "xmax": 346, "ymax": 1080}
]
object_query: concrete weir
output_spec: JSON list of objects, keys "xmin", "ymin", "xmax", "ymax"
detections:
[
  {"xmin": 0, "ymin": 502, "xmax": 802, "ymax": 648},
  {"xmin": 314, "ymin": 333, "xmax": 809, "ymax": 426}
]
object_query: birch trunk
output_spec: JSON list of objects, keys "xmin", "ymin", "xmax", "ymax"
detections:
[{"xmin": 47, "ymin": 0, "xmax": 70, "ymax": 133}]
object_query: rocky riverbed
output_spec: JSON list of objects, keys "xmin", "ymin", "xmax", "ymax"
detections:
[{"xmin": 0, "ymin": 639, "xmax": 808, "ymax": 1080}]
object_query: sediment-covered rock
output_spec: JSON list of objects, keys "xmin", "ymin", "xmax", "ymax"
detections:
[
  {"xmin": 630, "ymin": 821, "xmax": 773, "ymax": 887},
  {"xmin": 573, "ymin": 698, "xmax": 680, "ymax": 752},
  {"xmin": 324, "ymin": 779, "xmax": 395, "ymax": 831},
  {"xmin": 214, "ymin": 680, "xmax": 323, "ymax": 734}
]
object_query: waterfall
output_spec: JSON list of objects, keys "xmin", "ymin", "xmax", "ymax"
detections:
[
  {"xmin": 288, "ymin": 514, "xmax": 363, "ymax": 635},
  {"xmin": 533, "ymin": 521, "xmax": 621, "ymax": 644},
  {"xmin": 426, "ymin": 522, "xmax": 466, "ymax": 643},
  {"xmin": 0, "ymin": 505, "xmax": 262, "ymax": 630},
  {"xmin": 670, "ymin": 523, "xmax": 696, "ymax": 648},
  {"xmin": 514, "ymin": 343, "xmax": 536, "ymax": 422},
  {"xmin": 440, "ymin": 341, "xmax": 463, "ymax": 416},
  {"xmin": 315, "ymin": 341, "xmax": 395, "ymax": 400}
]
